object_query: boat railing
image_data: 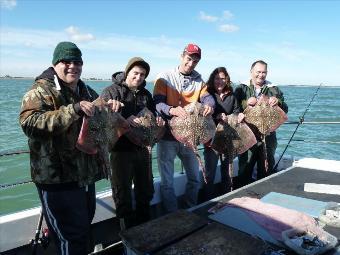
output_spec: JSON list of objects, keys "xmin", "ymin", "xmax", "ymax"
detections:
[{"xmin": 1, "ymin": 120, "xmax": 340, "ymax": 190}]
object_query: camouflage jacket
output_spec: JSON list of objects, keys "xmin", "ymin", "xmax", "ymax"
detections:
[
  {"xmin": 19, "ymin": 67, "xmax": 105, "ymax": 187},
  {"xmin": 234, "ymin": 80, "xmax": 288, "ymax": 113}
]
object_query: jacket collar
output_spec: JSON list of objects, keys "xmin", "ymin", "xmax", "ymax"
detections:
[
  {"xmin": 242, "ymin": 79, "xmax": 276, "ymax": 88},
  {"xmin": 175, "ymin": 66, "xmax": 201, "ymax": 79}
]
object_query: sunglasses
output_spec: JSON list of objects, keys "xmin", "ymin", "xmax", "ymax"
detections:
[{"xmin": 60, "ymin": 60, "xmax": 83, "ymax": 66}]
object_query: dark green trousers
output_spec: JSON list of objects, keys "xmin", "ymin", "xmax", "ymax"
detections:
[
  {"xmin": 110, "ymin": 147, "xmax": 154, "ymax": 228},
  {"xmin": 238, "ymin": 132, "xmax": 277, "ymax": 186}
]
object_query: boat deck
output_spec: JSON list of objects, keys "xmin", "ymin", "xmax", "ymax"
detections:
[
  {"xmin": 121, "ymin": 159, "xmax": 340, "ymax": 255},
  {"xmin": 2, "ymin": 158, "xmax": 340, "ymax": 254}
]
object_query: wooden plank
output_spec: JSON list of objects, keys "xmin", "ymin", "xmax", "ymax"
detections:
[
  {"xmin": 119, "ymin": 210, "xmax": 207, "ymax": 254},
  {"xmin": 155, "ymin": 222, "xmax": 268, "ymax": 255}
]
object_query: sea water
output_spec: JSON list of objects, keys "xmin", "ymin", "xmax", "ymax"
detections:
[{"xmin": 0, "ymin": 79, "xmax": 339, "ymax": 215}]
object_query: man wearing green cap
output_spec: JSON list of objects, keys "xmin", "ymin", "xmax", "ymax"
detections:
[
  {"xmin": 19, "ymin": 41, "xmax": 105, "ymax": 254},
  {"xmin": 101, "ymin": 57, "xmax": 164, "ymax": 229}
]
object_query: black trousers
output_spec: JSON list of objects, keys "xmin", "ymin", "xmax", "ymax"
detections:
[
  {"xmin": 36, "ymin": 184, "xmax": 96, "ymax": 255},
  {"xmin": 110, "ymin": 147, "xmax": 154, "ymax": 228}
]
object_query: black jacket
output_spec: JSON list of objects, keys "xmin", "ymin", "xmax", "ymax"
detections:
[
  {"xmin": 101, "ymin": 72, "xmax": 156, "ymax": 151},
  {"xmin": 211, "ymin": 92, "xmax": 240, "ymax": 125}
]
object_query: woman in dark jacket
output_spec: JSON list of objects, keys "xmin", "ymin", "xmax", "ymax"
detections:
[{"xmin": 203, "ymin": 67, "xmax": 241, "ymax": 200}]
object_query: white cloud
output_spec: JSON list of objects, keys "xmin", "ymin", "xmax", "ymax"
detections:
[
  {"xmin": 0, "ymin": 27, "xmax": 63, "ymax": 48},
  {"xmin": 65, "ymin": 26, "xmax": 95, "ymax": 42},
  {"xmin": 0, "ymin": 0, "xmax": 16, "ymax": 10},
  {"xmin": 219, "ymin": 24, "xmax": 239, "ymax": 33},
  {"xmin": 1, "ymin": 26, "xmax": 339, "ymax": 86},
  {"xmin": 199, "ymin": 10, "xmax": 239, "ymax": 33},
  {"xmin": 0, "ymin": 26, "xmax": 187, "ymax": 79},
  {"xmin": 199, "ymin": 11, "xmax": 218, "ymax": 22},
  {"xmin": 222, "ymin": 10, "xmax": 234, "ymax": 20}
]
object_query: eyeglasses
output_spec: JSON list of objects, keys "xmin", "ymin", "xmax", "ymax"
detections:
[{"xmin": 60, "ymin": 60, "xmax": 83, "ymax": 66}]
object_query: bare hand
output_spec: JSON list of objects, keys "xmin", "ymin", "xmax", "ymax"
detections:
[
  {"xmin": 169, "ymin": 106, "xmax": 187, "ymax": 118},
  {"xmin": 108, "ymin": 99, "xmax": 124, "ymax": 112},
  {"xmin": 156, "ymin": 116, "xmax": 165, "ymax": 127},
  {"xmin": 202, "ymin": 105, "xmax": 213, "ymax": 117},
  {"xmin": 127, "ymin": 115, "xmax": 141, "ymax": 127},
  {"xmin": 79, "ymin": 101, "xmax": 95, "ymax": 117},
  {"xmin": 237, "ymin": 113, "xmax": 245, "ymax": 123},
  {"xmin": 247, "ymin": 97, "xmax": 257, "ymax": 106},
  {"xmin": 218, "ymin": 113, "xmax": 228, "ymax": 123},
  {"xmin": 268, "ymin": 97, "xmax": 278, "ymax": 107}
]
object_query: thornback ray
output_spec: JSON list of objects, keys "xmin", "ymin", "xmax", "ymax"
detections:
[
  {"xmin": 76, "ymin": 97, "xmax": 130, "ymax": 179},
  {"xmin": 243, "ymin": 95, "xmax": 287, "ymax": 136},
  {"xmin": 169, "ymin": 102, "xmax": 216, "ymax": 183},
  {"xmin": 211, "ymin": 114, "xmax": 257, "ymax": 189},
  {"xmin": 243, "ymin": 95, "xmax": 288, "ymax": 173},
  {"xmin": 125, "ymin": 107, "xmax": 165, "ymax": 174}
]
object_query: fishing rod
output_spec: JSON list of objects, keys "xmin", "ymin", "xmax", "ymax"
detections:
[
  {"xmin": 284, "ymin": 121, "xmax": 340, "ymax": 125},
  {"xmin": 273, "ymin": 83, "xmax": 323, "ymax": 172},
  {"xmin": 31, "ymin": 209, "xmax": 44, "ymax": 255},
  {"xmin": 0, "ymin": 180, "xmax": 33, "ymax": 189},
  {"xmin": 0, "ymin": 150, "xmax": 29, "ymax": 157},
  {"xmin": 30, "ymin": 209, "xmax": 49, "ymax": 254},
  {"xmin": 279, "ymin": 138, "xmax": 340, "ymax": 144}
]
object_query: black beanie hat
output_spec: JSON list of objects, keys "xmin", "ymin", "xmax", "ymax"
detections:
[
  {"xmin": 52, "ymin": 41, "xmax": 83, "ymax": 65},
  {"xmin": 125, "ymin": 57, "xmax": 150, "ymax": 78}
]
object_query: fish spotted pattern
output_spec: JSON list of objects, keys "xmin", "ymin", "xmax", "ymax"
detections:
[
  {"xmin": 169, "ymin": 102, "xmax": 216, "ymax": 182},
  {"xmin": 76, "ymin": 97, "xmax": 130, "ymax": 178}
]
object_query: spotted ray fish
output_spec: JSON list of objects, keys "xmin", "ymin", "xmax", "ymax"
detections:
[
  {"xmin": 243, "ymin": 95, "xmax": 288, "ymax": 172},
  {"xmin": 125, "ymin": 107, "xmax": 165, "ymax": 173},
  {"xmin": 243, "ymin": 95, "xmax": 287, "ymax": 136},
  {"xmin": 211, "ymin": 114, "xmax": 257, "ymax": 188},
  {"xmin": 76, "ymin": 97, "xmax": 130, "ymax": 179},
  {"xmin": 169, "ymin": 102, "xmax": 216, "ymax": 183}
]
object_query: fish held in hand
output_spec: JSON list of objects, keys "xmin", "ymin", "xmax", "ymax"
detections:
[
  {"xmin": 243, "ymin": 95, "xmax": 287, "ymax": 136},
  {"xmin": 169, "ymin": 102, "xmax": 216, "ymax": 182},
  {"xmin": 125, "ymin": 107, "xmax": 165, "ymax": 175},
  {"xmin": 125, "ymin": 107, "xmax": 165, "ymax": 148},
  {"xmin": 211, "ymin": 114, "xmax": 257, "ymax": 190},
  {"xmin": 211, "ymin": 114, "xmax": 257, "ymax": 158},
  {"xmin": 243, "ymin": 95, "xmax": 288, "ymax": 173},
  {"xmin": 76, "ymin": 97, "xmax": 130, "ymax": 178}
]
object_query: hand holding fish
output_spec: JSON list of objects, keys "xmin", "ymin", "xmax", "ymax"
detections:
[
  {"xmin": 108, "ymin": 99, "xmax": 124, "ymax": 112},
  {"xmin": 79, "ymin": 101, "xmax": 95, "ymax": 116},
  {"xmin": 247, "ymin": 97, "xmax": 257, "ymax": 106},
  {"xmin": 127, "ymin": 115, "xmax": 142, "ymax": 127},
  {"xmin": 218, "ymin": 113, "xmax": 228, "ymax": 123},
  {"xmin": 169, "ymin": 106, "xmax": 187, "ymax": 118},
  {"xmin": 237, "ymin": 113, "xmax": 245, "ymax": 123},
  {"xmin": 156, "ymin": 116, "xmax": 165, "ymax": 127},
  {"xmin": 202, "ymin": 104, "xmax": 213, "ymax": 116},
  {"xmin": 268, "ymin": 96, "xmax": 278, "ymax": 107}
]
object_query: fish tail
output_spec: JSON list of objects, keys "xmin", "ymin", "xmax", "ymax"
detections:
[
  {"xmin": 194, "ymin": 150, "xmax": 207, "ymax": 184},
  {"xmin": 229, "ymin": 162, "xmax": 233, "ymax": 191},
  {"xmin": 147, "ymin": 146, "xmax": 152, "ymax": 176}
]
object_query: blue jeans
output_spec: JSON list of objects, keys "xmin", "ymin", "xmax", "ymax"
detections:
[{"xmin": 157, "ymin": 139, "xmax": 200, "ymax": 213}]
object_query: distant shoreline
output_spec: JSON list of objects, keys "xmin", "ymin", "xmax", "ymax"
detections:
[
  {"xmin": 0, "ymin": 77, "xmax": 111, "ymax": 82},
  {"xmin": 0, "ymin": 77, "xmax": 338, "ymax": 87}
]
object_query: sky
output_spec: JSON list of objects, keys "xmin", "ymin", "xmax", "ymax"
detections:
[{"xmin": 1, "ymin": 0, "xmax": 340, "ymax": 86}]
